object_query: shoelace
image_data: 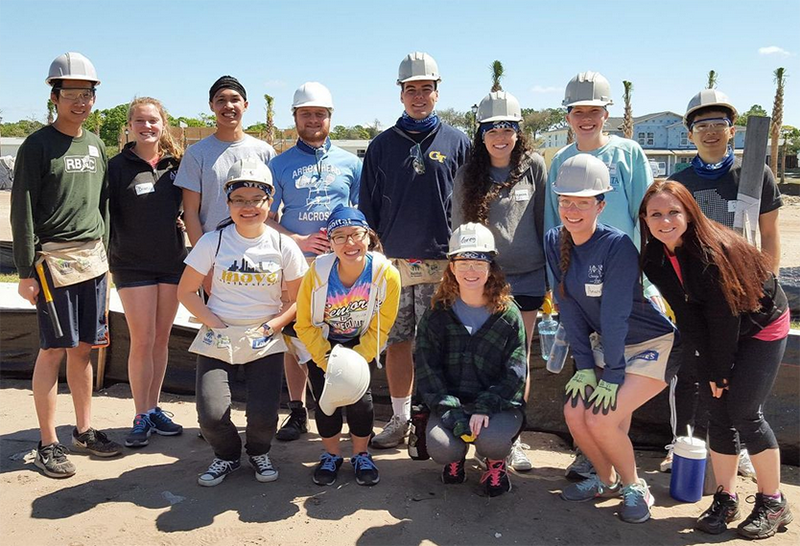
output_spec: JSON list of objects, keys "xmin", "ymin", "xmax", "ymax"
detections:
[
  {"xmin": 446, "ymin": 462, "xmax": 462, "ymax": 477},
  {"xmin": 90, "ymin": 428, "xmax": 111, "ymax": 445},
  {"xmin": 150, "ymin": 408, "xmax": 176, "ymax": 425},
  {"xmin": 50, "ymin": 443, "xmax": 69, "ymax": 461},
  {"xmin": 622, "ymin": 482, "xmax": 647, "ymax": 506},
  {"xmin": 319, "ymin": 453, "xmax": 341, "ymax": 472},
  {"xmin": 251, "ymin": 454, "xmax": 273, "ymax": 472},
  {"xmin": 132, "ymin": 415, "xmax": 152, "ymax": 433},
  {"xmin": 383, "ymin": 415, "xmax": 406, "ymax": 434},
  {"xmin": 743, "ymin": 494, "xmax": 768, "ymax": 521},
  {"xmin": 480, "ymin": 460, "xmax": 505, "ymax": 487},
  {"xmin": 353, "ymin": 454, "xmax": 376, "ymax": 471},
  {"xmin": 207, "ymin": 458, "xmax": 234, "ymax": 475},
  {"xmin": 576, "ymin": 474, "xmax": 603, "ymax": 492}
]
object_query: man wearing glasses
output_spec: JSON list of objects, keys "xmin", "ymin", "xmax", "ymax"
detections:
[
  {"xmin": 359, "ymin": 52, "xmax": 470, "ymax": 448},
  {"xmin": 11, "ymin": 52, "xmax": 123, "ymax": 479},
  {"xmin": 267, "ymin": 82, "xmax": 362, "ymax": 442}
]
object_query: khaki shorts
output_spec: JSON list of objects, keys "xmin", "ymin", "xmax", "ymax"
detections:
[{"xmin": 590, "ymin": 331, "xmax": 678, "ymax": 383}]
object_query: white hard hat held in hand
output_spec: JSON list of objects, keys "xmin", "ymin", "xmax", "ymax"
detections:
[{"xmin": 318, "ymin": 345, "xmax": 371, "ymax": 417}]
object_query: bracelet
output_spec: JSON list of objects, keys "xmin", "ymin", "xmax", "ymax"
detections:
[{"xmin": 261, "ymin": 322, "xmax": 274, "ymax": 338}]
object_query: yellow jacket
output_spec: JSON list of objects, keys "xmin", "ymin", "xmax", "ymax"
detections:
[{"xmin": 295, "ymin": 252, "xmax": 400, "ymax": 369}]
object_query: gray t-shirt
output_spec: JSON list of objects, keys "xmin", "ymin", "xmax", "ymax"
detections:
[
  {"xmin": 174, "ymin": 134, "xmax": 276, "ymax": 233},
  {"xmin": 453, "ymin": 297, "xmax": 491, "ymax": 335}
]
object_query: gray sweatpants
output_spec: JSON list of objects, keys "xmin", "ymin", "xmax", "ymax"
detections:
[
  {"xmin": 196, "ymin": 352, "xmax": 283, "ymax": 461},
  {"xmin": 426, "ymin": 409, "xmax": 523, "ymax": 463}
]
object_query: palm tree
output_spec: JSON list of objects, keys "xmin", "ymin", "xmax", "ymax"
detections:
[
  {"xmin": 706, "ymin": 70, "xmax": 718, "ymax": 89},
  {"xmin": 621, "ymin": 81, "xmax": 634, "ymax": 139},
  {"xmin": 264, "ymin": 94, "xmax": 275, "ymax": 145},
  {"xmin": 490, "ymin": 60, "xmax": 504, "ymax": 92},
  {"xmin": 769, "ymin": 67, "xmax": 786, "ymax": 176},
  {"xmin": 46, "ymin": 100, "xmax": 55, "ymax": 125}
]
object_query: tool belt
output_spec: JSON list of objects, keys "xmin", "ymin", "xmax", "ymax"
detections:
[
  {"xmin": 189, "ymin": 316, "xmax": 288, "ymax": 365},
  {"xmin": 392, "ymin": 259, "xmax": 447, "ymax": 287},
  {"xmin": 37, "ymin": 239, "xmax": 108, "ymax": 288}
]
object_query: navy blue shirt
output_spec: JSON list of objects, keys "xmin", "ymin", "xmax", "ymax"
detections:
[{"xmin": 359, "ymin": 122, "xmax": 470, "ymax": 259}]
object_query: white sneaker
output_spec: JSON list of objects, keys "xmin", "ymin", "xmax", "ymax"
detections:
[
  {"xmin": 507, "ymin": 437, "xmax": 532, "ymax": 471},
  {"xmin": 659, "ymin": 444, "xmax": 674, "ymax": 473},
  {"xmin": 738, "ymin": 449, "xmax": 756, "ymax": 478},
  {"xmin": 370, "ymin": 415, "xmax": 409, "ymax": 449}
]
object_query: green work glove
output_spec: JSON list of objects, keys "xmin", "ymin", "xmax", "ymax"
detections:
[
  {"xmin": 564, "ymin": 369, "xmax": 597, "ymax": 408},
  {"xmin": 588, "ymin": 380, "xmax": 620, "ymax": 415}
]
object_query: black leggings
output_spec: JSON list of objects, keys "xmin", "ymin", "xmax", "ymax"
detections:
[
  {"xmin": 705, "ymin": 335, "xmax": 786, "ymax": 456},
  {"xmin": 307, "ymin": 355, "xmax": 374, "ymax": 439},
  {"xmin": 668, "ymin": 342, "xmax": 709, "ymax": 442}
]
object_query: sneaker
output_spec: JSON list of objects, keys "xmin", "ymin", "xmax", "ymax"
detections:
[
  {"xmin": 249, "ymin": 453, "xmax": 278, "ymax": 483},
  {"xmin": 659, "ymin": 444, "xmax": 674, "ymax": 473},
  {"xmin": 197, "ymin": 457, "xmax": 240, "ymax": 487},
  {"xmin": 561, "ymin": 474, "xmax": 622, "ymax": 502},
  {"xmin": 71, "ymin": 428, "xmax": 122, "ymax": 457},
  {"xmin": 276, "ymin": 401, "xmax": 307, "ymax": 442},
  {"xmin": 125, "ymin": 414, "xmax": 153, "ymax": 448},
  {"xmin": 696, "ymin": 486, "xmax": 741, "ymax": 535},
  {"xmin": 619, "ymin": 479, "xmax": 655, "ymax": 524},
  {"xmin": 565, "ymin": 448, "xmax": 594, "ymax": 480},
  {"xmin": 442, "ymin": 460, "xmax": 466, "ymax": 484},
  {"xmin": 480, "ymin": 459, "xmax": 511, "ymax": 497},
  {"xmin": 507, "ymin": 438, "xmax": 532, "ymax": 472},
  {"xmin": 313, "ymin": 452, "xmax": 343, "ymax": 486},
  {"xmin": 34, "ymin": 442, "xmax": 76, "ymax": 478},
  {"xmin": 149, "ymin": 407, "xmax": 183, "ymax": 436},
  {"xmin": 351, "ymin": 452, "xmax": 380, "ymax": 486},
  {"xmin": 737, "ymin": 493, "xmax": 794, "ymax": 539},
  {"xmin": 738, "ymin": 449, "xmax": 756, "ymax": 478},
  {"xmin": 370, "ymin": 415, "xmax": 409, "ymax": 449}
]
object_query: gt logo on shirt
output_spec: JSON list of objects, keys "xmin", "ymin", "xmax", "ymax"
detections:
[
  {"xmin": 429, "ymin": 151, "xmax": 446, "ymax": 163},
  {"xmin": 64, "ymin": 156, "xmax": 97, "ymax": 173}
]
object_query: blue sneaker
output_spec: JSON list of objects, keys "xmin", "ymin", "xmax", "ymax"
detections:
[
  {"xmin": 313, "ymin": 452, "xmax": 344, "ymax": 486},
  {"xmin": 149, "ymin": 407, "xmax": 183, "ymax": 436},
  {"xmin": 619, "ymin": 479, "xmax": 655, "ymax": 523},
  {"xmin": 351, "ymin": 452, "xmax": 380, "ymax": 486},
  {"xmin": 125, "ymin": 414, "xmax": 153, "ymax": 448}
]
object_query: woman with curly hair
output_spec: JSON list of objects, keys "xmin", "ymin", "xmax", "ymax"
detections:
[
  {"xmin": 451, "ymin": 90, "xmax": 546, "ymax": 471},
  {"xmin": 640, "ymin": 180, "xmax": 791, "ymax": 539},
  {"xmin": 415, "ymin": 223, "xmax": 527, "ymax": 497}
]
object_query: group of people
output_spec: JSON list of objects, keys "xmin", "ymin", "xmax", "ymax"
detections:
[{"xmin": 9, "ymin": 50, "xmax": 792, "ymax": 539}]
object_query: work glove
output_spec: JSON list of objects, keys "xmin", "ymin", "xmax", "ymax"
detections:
[
  {"xmin": 564, "ymin": 369, "xmax": 597, "ymax": 408},
  {"xmin": 588, "ymin": 380, "xmax": 620, "ymax": 415}
]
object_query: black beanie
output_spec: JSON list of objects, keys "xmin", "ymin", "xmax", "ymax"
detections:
[{"xmin": 209, "ymin": 75, "xmax": 247, "ymax": 102}]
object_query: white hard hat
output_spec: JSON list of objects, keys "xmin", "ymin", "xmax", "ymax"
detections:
[
  {"xmin": 224, "ymin": 158, "xmax": 274, "ymax": 195},
  {"xmin": 397, "ymin": 52, "xmax": 441, "ymax": 85},
  {"xmin": 683, "ymin": 89, "xmax": 738, "ymax": 128},
  {"xmin": 318, "ymin": 345, "xmax": 371, "ymax": 417},
  {"xmin": 46, "ymin": 52, "xmax": 100, "ymax": 86},
  {"xmin": 447, "ymin": 223, "xmax": 497, "ymax": 256},
  {"xmin": 292, "ymin": 82, "xmax": 334, "ymax": 113},
  {"xmin": 476, "ymin": 91, "xmax": 523, "ymax": 123},
  {"xmin": 562, "ymin": 71, "xmax": 612, "ymax": 108},
  {"xmin": 552, "ymin": 154, "xmax": 612, "ymax": 197}
]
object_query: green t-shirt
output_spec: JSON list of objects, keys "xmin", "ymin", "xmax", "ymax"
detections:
[{"xmin": 10, "ymin": 125, "xmax": 109, "ymax": 278}]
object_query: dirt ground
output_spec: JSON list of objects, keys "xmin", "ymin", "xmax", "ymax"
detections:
[
  {"xmin": 0, "ymin": 380, "xmax": 798, "ymax": 546},
  {"xmin": 1, "ymin": 192, "xmax": 799, "ymax": 546}
]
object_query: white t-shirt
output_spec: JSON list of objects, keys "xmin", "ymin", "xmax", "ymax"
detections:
[
  {"xmin": 173, "ymin": 134, "xmax": 276, "ymax": 233},
  {"xmin": 185, "ymin": 224, "xmax": 308, "ymax": 320}
]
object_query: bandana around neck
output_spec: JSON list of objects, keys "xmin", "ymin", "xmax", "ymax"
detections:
[
  {"xmin": 691, "ymin": 147, "xmax": 734, "ymax": 180},
  {"xmin": 397, "ymin": 111, "xmax": 440, "ymax": 133}
]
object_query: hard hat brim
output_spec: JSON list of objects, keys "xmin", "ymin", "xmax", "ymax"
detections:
[
  {"xmin": 224, "ymin": 178, "xmax": 274, "ymax": 192},
  {"xmin": 563, "ymin": 99, "xmax": 611, "ymax": 108},
  {"xmin": 552, "ymin": 187, "xmax": 612, "ymax": 197},
  {"xmin": 397, "ymin": 76, "xmax": 442, "ymax": 85},
  {"xmin": 291, "ymin": 103, "xmax": 334, "ymax": 113},
  {"xmin": 46, "ymin": 75, "xmax": 101, "ymax": 86},
  {"xmin": 478, "ymin": 114, "xmax": 523, "ymax": 123}
]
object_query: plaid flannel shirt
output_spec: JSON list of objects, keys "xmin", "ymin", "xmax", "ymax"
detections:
[{"xmin": 415, "ymin": 302, "xmax": 527, "ymax": 434}]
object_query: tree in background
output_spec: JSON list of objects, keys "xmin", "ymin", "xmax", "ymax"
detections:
[
  {"xmin": 437, "ymin": 108, "xmax": 472, "ymax": 134},
  {"xmin": 490, "ymin": 60, "xmax": 504, "ymax": 92},
  {"xmin": 264, "ymin": 94, "xmax": 275, "ymax": 145},
  {"xmin": 735, "ymin": 104, "xmax": 768, "ymax": 126},
  {"xmin": 46, "ymin": 100, "xmax": 55, "ymax": 125},
  {"xmin": 621, "ymin": 81, "xmax": 634, "ymax": 139},
  {"xmin": 770, "ymin": 67, "xmax": 786, "ymax": 176},
  {"xmin": 706, "ymin": 70, "xmax": 718, "ymax": 89},
  {"xmin": 84, "ymin": 111, "xmax": 102, "ymax": 136},
  {"xmin": 521, "ymin": 108, "xmax": 566, "ymax": 143}
]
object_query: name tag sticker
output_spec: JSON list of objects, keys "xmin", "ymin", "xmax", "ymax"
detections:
[
  {"xmin": 727, "ymin": 201, "xmax": 737, "ymax": 213},
  {"xmin": 135, "ymin": 182, "xmax": 155, "ymax": 195},
  {"xmin": 514, "ymin": 189, "xmax": 530, "ymax": 202},
  {"xmin": 585, "ymin": 283, "xmax": 603, "ymax": 297},
  {"xmin": 87, "ymin": 145, "xmax": 100, "ymax": 157},
  {"xmin": 607, "ymin": 163, "xmax": 617, "ymax": 176}
]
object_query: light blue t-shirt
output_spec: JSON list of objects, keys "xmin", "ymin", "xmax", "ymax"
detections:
[
  {"xmin": 545, "ymin": 135, "xmax": 653, "ymax": 246},
  {"xmin": 325, "ymin": 254, "xmax": 373, "ymax": 343},
  {"xmin": 269, "ymin": 139, "xmax": 361, "ymax": 252},
  {"xmin": 453, "ymin": 297, "xmax": 491, "ymax": 336}
]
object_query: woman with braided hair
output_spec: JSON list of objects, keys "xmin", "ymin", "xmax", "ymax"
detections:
[
  {"xmin": 544, "ymin": 154, "xmax": 677, "ymax": 524},
  {"xmin": 451, "ymin": 91, "xmax": 546, "ymax": 471}
]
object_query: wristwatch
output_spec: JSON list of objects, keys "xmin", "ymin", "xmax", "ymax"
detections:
[{"xmin": 261, "ymin": 322, "xmax": 275, "ymax": 338}]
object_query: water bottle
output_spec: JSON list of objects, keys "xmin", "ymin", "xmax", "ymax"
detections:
[
  {"xmin": 538, "ymin": 314, "xmax": 558, "ymax": 361},
  {"xmin": 546, "ymin": 324, "xmax": 570, "ymax": 374}
]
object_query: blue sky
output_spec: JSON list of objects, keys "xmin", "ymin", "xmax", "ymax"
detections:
[{"xmin": 1, "ymin": 0, "xmax": 799, "ymax": 131}]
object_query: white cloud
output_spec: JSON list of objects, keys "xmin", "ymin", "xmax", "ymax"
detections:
[
  {"xmin": 530, "ymin": 85, "xmax": 561, "ymax": 93},
  {"xmin": 758, "ymin": 46, "xmax": 792, "ymax": 56}
]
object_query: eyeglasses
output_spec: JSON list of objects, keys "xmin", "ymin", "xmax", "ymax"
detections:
[
  {"xmin": 409, "ymin": 144, "xmax": 425, "ymax": 174},
  {"xmin": 229, "ymin": 197, "xmax": 270, "ymax": 207},
  {"xmin": 330, "ymin": 230, "xmax": 368, "ymax": 245},
  {"xmin": 452, "ymin": 260, "xmax": 490, "ymax": 272},
  {"xmin": 690, "ymin": 118, "xmax": 732, "ymax": 133},
  {"xmin": 56, "ymin": 88, "xmax": 96, "ymax": 101},
  {"xmin": 558, "ymin": 198, "xmax": 598, "ymax": 211}
]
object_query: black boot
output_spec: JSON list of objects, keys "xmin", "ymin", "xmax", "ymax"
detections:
[{"xmin": 276, "ymin": 401, "xmax": 307, "ymax": 441}]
